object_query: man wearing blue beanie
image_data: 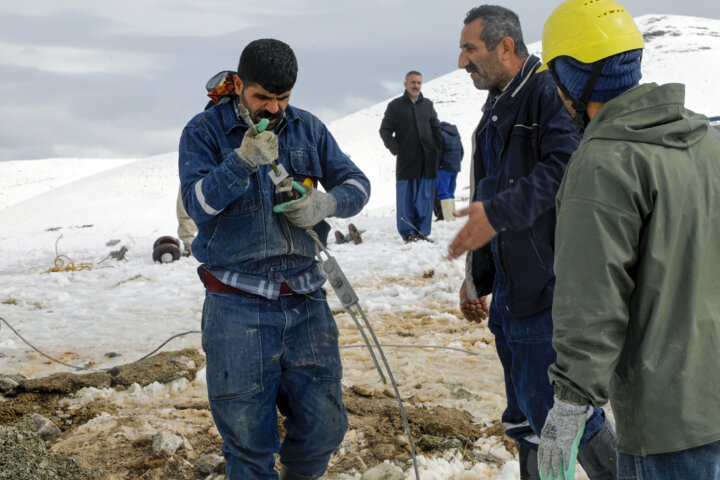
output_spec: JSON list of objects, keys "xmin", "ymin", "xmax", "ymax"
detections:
[{"xmin": 537, "ymin": 1, "xmax": 720, "ymax": 479}]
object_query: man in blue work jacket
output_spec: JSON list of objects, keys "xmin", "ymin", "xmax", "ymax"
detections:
[{"xmin": 179, "ymin": 39, "xmax": 370, "ymax": 480}]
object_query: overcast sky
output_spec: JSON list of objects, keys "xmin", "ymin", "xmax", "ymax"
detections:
[{"xmin": 0, "ymin": 1, "xmax": 717, "ymax": 161}]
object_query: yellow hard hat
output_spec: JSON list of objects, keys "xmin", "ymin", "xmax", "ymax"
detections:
[{"xmin": 537, "ymin": 0, "xmax": 644, "ymax": 72}]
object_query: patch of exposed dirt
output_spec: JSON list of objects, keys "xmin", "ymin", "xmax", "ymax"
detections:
[
  {"xmin": 1, "ymin": 375, "xmax": 511, "ymax": 479},
  {"xmin": 328, "ymin": 389, "xmax": 512, "ymax": 476}
]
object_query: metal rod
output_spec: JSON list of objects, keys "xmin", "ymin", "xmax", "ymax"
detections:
[
  {"xmin": 351, "ymin": 304, "xmax": 420, "ymax": 479},
  {"xmin": 346, "ymin": 306, "xmax": 387, "ymax": 384}
]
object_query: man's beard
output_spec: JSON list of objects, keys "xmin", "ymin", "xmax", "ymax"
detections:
[
  {"xmin": 466, "ymin": 63, "xmax": 502, "ymax": 97},
  {"xmin": 240, "ymin": 92, "xmax": 284, "ymax": 129}
]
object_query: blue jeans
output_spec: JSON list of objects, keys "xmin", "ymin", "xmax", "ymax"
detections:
[
  {"xmin": 618, "ymin": 439, "xmax": 720, "ymax": 479},
  {"xmin": 201, "ymin": 289, "xmax": 347, "ymax": 479},
  {"xmin": 396, "ymin": 177, "xmax": 435, "ymax": 239},
  {"xmin": 488, "ymin": 242, "xmax": 604, "ymax": 449}
]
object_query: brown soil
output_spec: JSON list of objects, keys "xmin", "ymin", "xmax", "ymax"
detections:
[{"xmin": 0, "ymin": 371, "xmax": 512, "ymax": 479}]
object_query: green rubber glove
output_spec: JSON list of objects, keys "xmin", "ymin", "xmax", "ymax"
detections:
[{"xmin": 538, "ymin": 396, "xmax": 588, "ymax": 480}]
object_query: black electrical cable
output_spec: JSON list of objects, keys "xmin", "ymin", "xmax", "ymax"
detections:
[
  {"xmin": 0, "ymin": 316, "xmax": 200, "ymax": 372},
  {"xmin": 1, "ymin": 316, "xmax": 489, "ymax": 373}
]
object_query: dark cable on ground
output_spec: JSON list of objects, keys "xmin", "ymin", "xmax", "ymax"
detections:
[
  {"xmin": 0, "ymin": 316, "xmax": 199, "ymax": 371},
  {"xmin": 1, "ymin": 315, "xmax": 487, "ymax": 372}
]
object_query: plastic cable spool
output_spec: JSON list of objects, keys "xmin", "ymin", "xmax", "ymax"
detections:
[{"xmin": 152, "ymin": 236, "xmax": 182, "ymax": 263}]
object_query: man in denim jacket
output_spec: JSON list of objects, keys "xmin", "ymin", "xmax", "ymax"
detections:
[{"xmin": 179, "ymin": 39, "xmax": 370, "ymax": 480}]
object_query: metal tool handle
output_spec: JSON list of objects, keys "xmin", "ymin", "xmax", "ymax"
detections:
[{"xmin": 237, "ymin": 103, "xmax": 269, "ymax": 136}]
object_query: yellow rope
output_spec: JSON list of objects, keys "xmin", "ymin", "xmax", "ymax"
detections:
[{"xmin": 44, "ymin": 254, "xmax": 93, "ymax": 273}]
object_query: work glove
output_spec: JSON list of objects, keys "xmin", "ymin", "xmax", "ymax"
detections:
[
  {"xmin": 280, "ymin": 186, "xmax": 337, "ymax": 228},
  {"xmin": 538, "ymin": 396, "xmax": 589, "ymax": 480},
  {"xmin": 234, "ymin": 103, "xmax": 278, "ymax": 170}
]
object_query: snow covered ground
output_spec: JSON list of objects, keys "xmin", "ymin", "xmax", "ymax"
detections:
[{"xmin": 1, "ymin": 14, "xmax": 719, "ymax": 479}]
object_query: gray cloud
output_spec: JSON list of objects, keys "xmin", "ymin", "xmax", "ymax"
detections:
[{"xmin": 0, "ymin": 0, "xmax": 717, "ymax": 161}]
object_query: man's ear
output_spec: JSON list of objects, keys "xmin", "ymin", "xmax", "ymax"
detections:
[
  {"xmin": 499, "ymin": 36, "xmax": 516, "ymax": 60},
  {"xmin": 233, "ymin": 74, "xmax": 244, "ymax": 96}
]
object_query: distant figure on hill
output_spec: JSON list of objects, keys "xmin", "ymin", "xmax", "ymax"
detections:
[{"xmin": 435, "ymin": 121, "xmax": 463, "ymax": 221}]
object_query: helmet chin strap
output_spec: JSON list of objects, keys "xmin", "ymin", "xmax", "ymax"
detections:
[{"xmin": 549, "ymin": 58, "xmax": 608, "ymax": 132}]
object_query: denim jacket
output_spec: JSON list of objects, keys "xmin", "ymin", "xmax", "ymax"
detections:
[{"xmin": 179, "ymin": 101, "xmax": 370, "ymax": 275}]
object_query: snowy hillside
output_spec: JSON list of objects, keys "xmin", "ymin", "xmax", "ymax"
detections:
[{"xmin": 1, "ymin": 14, "xmax": 719, "ymax": 480}]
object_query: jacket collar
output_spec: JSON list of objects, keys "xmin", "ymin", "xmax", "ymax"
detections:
[
  {"xmin": 403, "ymin": 90, "xmax": 424, "ymax": 103},
  {"xmin": 482, "ymin": 55, "xmax": 542, "ymax": 113}
]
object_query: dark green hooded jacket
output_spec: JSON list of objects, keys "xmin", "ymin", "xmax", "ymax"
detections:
[{"xmin": 549, "ymin": 83, "xmax": 720, "ymax": 456}]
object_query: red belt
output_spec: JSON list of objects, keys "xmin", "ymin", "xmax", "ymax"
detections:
[{"xmin": 202, "ymin": 270, "xmax": 294, "ymax": 296}]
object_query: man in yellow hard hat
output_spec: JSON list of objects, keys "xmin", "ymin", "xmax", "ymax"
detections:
[{"xmin": 536, "ymin": 1, "xmax": 720, "ymax": 479}]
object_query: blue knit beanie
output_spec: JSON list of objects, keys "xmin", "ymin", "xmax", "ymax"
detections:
[{"xmin": 553, "ymin": 49, "xmax": 643, "ymax": 102}]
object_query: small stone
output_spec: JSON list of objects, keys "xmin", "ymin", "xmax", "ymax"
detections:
[
  {"xmin": 395, "ymin": 434, "xmax": 409, "ymax": 448},
  {"xmin": 152, "ymin": 431, "xmax": 183, "ymax": 454},
  {"xmin": 30, "ymin": 413, "xmax": 62, "ymax": 442},
  {"xmin": 360, "ymin": 462, "xmax": 404, "ymax": 480},
  {"xmin": 452, "ymin": 387, "xmax": 474, "ymax": 400},
  {"xmin": 341, "ymin": 429, "xmax": 360, "ymax": 454},
  {"xmin": 375, "ymin": 443, "xmax": 396, "ymax": 460},
  {"xmin": 195, "ymin": 454, "xmax": 225, "ymax": 474},
  {"xmin": 204, "ymin": 473, "xmax": 227, "ymax": 480},
  {"xmin": 351, "ymin": 383, "xmax": 376, "ymax": 397},
  {"xmin": 0, "ymin": 375, "xmax": 19, "ymax": 394},
  {"xmin": 441, "ymin": 438, "xmax": 464, "ymax": 450},
  {"xmin": 182, "ymin": 436, "xmax": 194, "ymax": 451},
  {"xmin": 349, "ymin": 455, "xmax": 368, "ymax": 473},
  {"xmin": 344, "ymin": 429, "xmax": 358, "ymax": 443},
  {"xmin": 382, "ymin": 386, "xmax": 396, "ymax": 398}
]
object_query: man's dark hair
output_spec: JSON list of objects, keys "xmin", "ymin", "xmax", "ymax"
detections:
[
  {"xmin": 464, "ymin": 5, "xmax": 529, "ymax": 58},
  {"xmin": 237, "ymin": 39, "xmax": 298, "ymax": 94},
  {"xmin": 405, "ymin": 70, "xmax": 422, "ymax": 79}
]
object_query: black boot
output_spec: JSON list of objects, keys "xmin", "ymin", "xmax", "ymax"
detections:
[
  {"xmin": 577, "ymin": 418, "xmax": 617, "ymax": 480},
  {"xmin": 519, "ymin": 444, "xmax": 541, "ymax": 480},
  {"xmin": 279, "ymin": 466, "xmax": 315, "ymax": 480},
  {"xmin": 433, "ymin": 189, "xmax": 443, "ymax": 221}
]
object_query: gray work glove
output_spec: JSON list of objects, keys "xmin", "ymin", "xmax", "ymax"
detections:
[
  {"xmin": 538, "ymin": 396, "xmax": 589, "ymax": 480},
  {"xmin": 234, "ymin": 103, "xmax": 278, "ymax": 170},
  {"xmin": 280, "ymin": 186, "xmax": 337, "ymax": 228}
]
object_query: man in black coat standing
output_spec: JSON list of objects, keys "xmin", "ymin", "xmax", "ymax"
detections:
[{"xmin": 379, "ymin": 71, "xmax": 443, "ymax": 242}]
